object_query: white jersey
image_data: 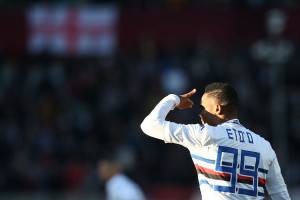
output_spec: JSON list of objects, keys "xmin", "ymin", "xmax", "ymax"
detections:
[
  {"xmin": 106, "ymin": 173, "xmax": 146, "ymax": 200},
  {"xmin": 140, "ymin": 94, "xmax": 290, "ymax": 200}
]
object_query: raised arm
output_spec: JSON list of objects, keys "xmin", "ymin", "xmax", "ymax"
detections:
[
  {"xmin": 140, "ymin": 89, "xmax": 205, "ymax": 148},
  {"xmin": 140, "ymin": 94, "xmax": 180, "ymax": 141}
]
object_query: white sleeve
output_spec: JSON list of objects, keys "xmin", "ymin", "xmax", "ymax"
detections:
[
  {"xmin": 140, "ymin": 94, "xmax": 204, "ymax": 148},
  {"xmin": 266, "ymin": 155, "xmax": 291, "ymax": 200}
]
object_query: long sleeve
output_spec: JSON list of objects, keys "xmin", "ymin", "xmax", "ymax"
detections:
[
  {"xmin": 266, "ymin": 156, "xmax": 291, "ymax": 200},
  {"xmin": 140, "ymin": 94, "xmax": 204, "ymax": 149}
]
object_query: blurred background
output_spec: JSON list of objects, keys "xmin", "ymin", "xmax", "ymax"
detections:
[{"xmin": 0, "ymin": 0, "xmax": 300, "ymax": 199}]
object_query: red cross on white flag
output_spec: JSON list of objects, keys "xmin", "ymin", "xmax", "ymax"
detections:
[{"xmin": 27, "ymin": 5, "xmax": 118, "ymax": 56}]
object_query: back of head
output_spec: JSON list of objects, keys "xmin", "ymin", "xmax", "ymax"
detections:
[
  {"xmin": 204, "ymin": 82, "xmax": 239, "ymax": 116},
  {"xmin": 98, "ymin": 150, "xmax": 123, "ymax": 181}
]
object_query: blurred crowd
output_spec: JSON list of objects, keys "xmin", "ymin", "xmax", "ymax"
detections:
[
  {"xmin": 0, "ymin": 2, "xmax": 300, "ymax": 199},
  {"xmin": 1, "ymin": 33, "xmax": 300, "ymax": 194},
  {"xmin": 1, "ymin": 0, "xmax": 300, "ymax": 8}
]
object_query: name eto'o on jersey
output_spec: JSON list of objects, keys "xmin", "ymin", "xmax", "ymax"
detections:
[{"xmin": 226, "ymin": 128, "xmax": 254, "ymax": 144}]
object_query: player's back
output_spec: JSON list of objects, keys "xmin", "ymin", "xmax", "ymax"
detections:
[
  {"xmin": 140, "ymin": 94, "xmax": 290, "ymax": 199},
  {"xmin": 189, "ymin": 119, "xmax": 274, "ymax": 200}
]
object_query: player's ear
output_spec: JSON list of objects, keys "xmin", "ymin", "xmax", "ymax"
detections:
[{"xmin": 215, "ymin": 104, "xmax": 222, "ymax": 115}]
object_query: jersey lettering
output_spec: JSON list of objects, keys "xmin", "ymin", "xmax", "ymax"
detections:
[{"xmin": 226, "ymin": 128, "xmax": 254, "ymax": 144}]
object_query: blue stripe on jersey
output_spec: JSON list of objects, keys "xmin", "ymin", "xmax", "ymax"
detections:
[
  {"xmin": 199, "ymin": 179, "xmax": 210, "ymax": 185},
  {"xmin": 199, "ymin": 178, "xmax": 265, "ymax": 197},
  {"xmin": 258, "ymin": 168, "xmax": 268, "ymax": 174},
  {"xmin": 258, "ymin": 192, "xmax": 265, "ymax": 197},
  {"xmin": 199, "ymin": 179, "xmax": 213, "ymax": 189},
  {"xmin": 191, "ymin": 154, "xmax": 215, "ymax": 164}
]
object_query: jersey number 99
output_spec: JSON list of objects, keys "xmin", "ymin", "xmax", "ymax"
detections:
[{"xmin": 215, "ymin": 146, "xmax": 260, "ymax": 197}]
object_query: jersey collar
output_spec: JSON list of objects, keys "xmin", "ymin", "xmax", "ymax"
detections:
[{"xmin": 225, "ymin": 119, "xmax": 241, "ymax": 125}]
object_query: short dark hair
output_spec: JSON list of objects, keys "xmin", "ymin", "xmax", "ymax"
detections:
[{"xmin": 204, "ymin": 82, "xmax": 239, "ymax": 114}]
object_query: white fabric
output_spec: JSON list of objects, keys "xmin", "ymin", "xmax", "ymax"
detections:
[
  {"xmin": 28, "ymin": 5, "xmax": 118, "ymax": 56},
  {"xmin": 141, "ymin": 94, "xmax": 290, "ymax": 200},
  {"xmin": 106, "ymin": 174, "xmax": 146, "ymax": 200}
]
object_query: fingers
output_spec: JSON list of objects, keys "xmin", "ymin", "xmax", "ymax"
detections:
[
  {"xmin": 178, "ymin": 88, "xmax": 196, "ymax": 109},
  {"xmin": 177, "ymin": 99, "xmax": 194, "ymax": 109},
  {"xmin": 188, "ymin": 99, "xmax": 194, "ymax": 108},
  {"xmin": 183, "ymin": 88, "xmax": 197, "ymax": 98}
]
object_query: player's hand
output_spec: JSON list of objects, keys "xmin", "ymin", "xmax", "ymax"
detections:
[{"xmin": 176, "ymin": 89, "xmax": 197, "ymax": 110}]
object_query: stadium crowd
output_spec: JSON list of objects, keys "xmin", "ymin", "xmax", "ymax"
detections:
[
  {"xmin": 0, "ymin": 36, "xmax": 299, "ymax": 195},
  {"xmin": 1, "ymin": 0, "xmax": 300, "ymax": 8},
  {"xmin": 1, "ymin": 0, "xmax": 300, "ymax": 198}
]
